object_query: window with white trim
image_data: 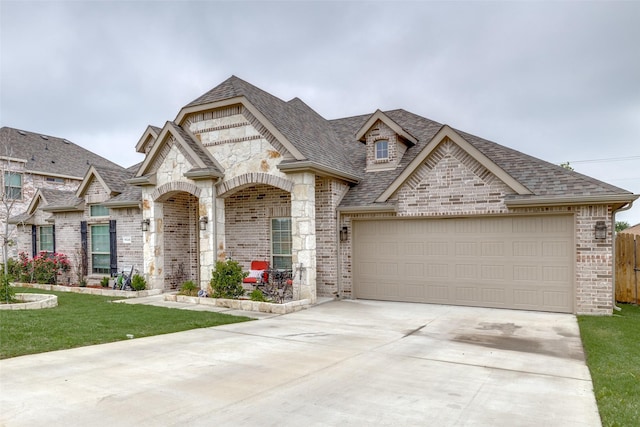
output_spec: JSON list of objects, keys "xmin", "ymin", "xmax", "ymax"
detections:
[
  {"xmin": 4, "ymin": 172, "xmax": 22, "ymax": 200},
  {"xmin": 375, "ymin": 140, "xmax": 389, "ymax": 161},
  {"xmin": 39, "ymin": 226, "xmax": 54, "ymax": 253},
  {"xmin": 91, "ymin": 224, "xmax": 110, "ymax": 274},
  {"xmin": 271, "ymin": 218, "xmax": 292, "ymax": 270}
]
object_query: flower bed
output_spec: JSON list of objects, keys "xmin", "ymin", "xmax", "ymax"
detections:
[
  {"xmin": 165, "ymin": 294, "xmax": 311, "ymax": 314},
  {"xmin": 12, "ymin": 283, "xmax": 163, "ymax": 299}
]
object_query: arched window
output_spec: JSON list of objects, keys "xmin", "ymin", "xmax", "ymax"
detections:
[{"xmin": 375, "ymin": 140, "xmax": 389, "ymax": 161}]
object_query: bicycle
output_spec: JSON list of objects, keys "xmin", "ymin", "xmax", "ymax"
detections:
[
  {"xmin": 260, "ymin": 268, "xmax": 293, "ymax": 303},
  {"xmin": 113, "ymin": 265, "xmax": 135, "ymax": 291}
]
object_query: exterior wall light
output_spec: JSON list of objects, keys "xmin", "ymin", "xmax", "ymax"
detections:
[
  {"xmin": 340, "ymin": 226, "xmax": 348, "ymax": 242},
  {"xmin": 199, "ymin": 216, "xmax": 209, "ymax": 231},
  {"xmin": 595, "ymin": 221, "xmax": 607, "ymax": 240},
  {"xmin": 141, "ymin": 219, "xmax": 150, "ymax": 232}
]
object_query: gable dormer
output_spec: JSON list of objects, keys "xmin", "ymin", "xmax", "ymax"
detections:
[{"xmin": 356, "ymin": 110, "xmax": 417, "ymax": 172}]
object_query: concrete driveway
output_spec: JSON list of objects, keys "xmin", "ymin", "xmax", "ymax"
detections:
[{"xmin": 0, "ymin": 299, "xmax": 600, "ymax": 426}]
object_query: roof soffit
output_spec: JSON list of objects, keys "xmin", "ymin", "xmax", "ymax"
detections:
[
  {"xmin": 174, "ymin": 96, "xmax": 306, "ymax": 161},
  {"xmin": 355, "ymin": 110, "xmax": 418, "ymax": 146},
  {"xmin": 376, "ymin": 125, "xmax": 532, "ymax": 203}
]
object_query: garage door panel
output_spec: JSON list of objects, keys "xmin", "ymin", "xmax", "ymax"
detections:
[{"xmin": 354, "ymin": 215, "xmax": 574, "ymax": 313}]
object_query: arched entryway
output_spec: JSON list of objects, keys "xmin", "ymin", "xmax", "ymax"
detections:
[{"xmin": 156, "ymin": 191, "xmax": 199, "ymax": 290}]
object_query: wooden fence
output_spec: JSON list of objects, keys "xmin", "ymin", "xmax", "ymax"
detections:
[{"xmin": 615, "ymin": 233, "xmax": 639, "ymax": 304}]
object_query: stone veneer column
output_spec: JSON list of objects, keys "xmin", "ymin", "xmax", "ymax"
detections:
[
  {"xmin": 198, "ymin": 182, "xmax": 217, "ymax": 290},
  {"xmin": 215, "ymin": 196, "xmax": 226, "ymax": 261},
  {"xmin": 290, "ymin": 172, "xmax": 316, "ymax": 303},
  {"xmin": 143, "ymin": 197, "xmax": 164, "ymax": 290}
]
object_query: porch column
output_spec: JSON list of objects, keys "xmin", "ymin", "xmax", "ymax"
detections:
[
  {"xmin": 142, "ymin": 195, "xmax": 164, "ymax": 290},
  {"xmin": 290, "ymin": 172, "xmax": 316, "ymax": 303},
  {"xmin": 198, "ymin": 182, "xmax": 217, "ymax": 290},
  {"xmin": 215, "ymin": 195, "xmax": 226, "ymax": 261}
]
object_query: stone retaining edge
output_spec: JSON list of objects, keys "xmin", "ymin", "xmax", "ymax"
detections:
[
  {"xmin": 0, "ymin": 293, "xmax": 58, "ymax": 310},
  {"xmin": 11, "ymin": 283, "xmax": 163, "ymax": 298},
  {"xmin": 165, "ymin": 294, "xmax": 311, "ymax": 314}
]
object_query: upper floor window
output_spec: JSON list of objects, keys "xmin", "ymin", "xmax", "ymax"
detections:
[
  {"xmin": 90, "ymin": 205, "xmax": 109, "ymax": 217},
  {"xmin": 4, "ymin": 172, "xmax": 22, "ymax": 200},
  {"xmin": 375, "ymin": 140, "xmax": 389, "ymax": 161},
  {"xmin": 45, "ymin": 176, "xmax": 64, "ymax": 184}
]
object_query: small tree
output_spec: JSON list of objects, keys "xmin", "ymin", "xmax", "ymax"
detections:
[
  {"xmin": 559, "ymin": 162, "xmax": 574, "ymax": 171},
  {"xmin": 616, "ymin": 221, "xmax": 630, "ymax": 233},
  {"xmin": 210, "ymin": 259, "xmax": 247, "ymax": 299}
]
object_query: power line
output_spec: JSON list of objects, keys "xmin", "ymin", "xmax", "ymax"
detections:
[{"xmin": 568, "ymin": 155, "xmax": 640, "ymax": 164}]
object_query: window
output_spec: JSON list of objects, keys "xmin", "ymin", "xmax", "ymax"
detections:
[
  {"xmin": 375, "ymin": 140, "xmax": 389, "ymax": 161},
  {"xmin": 90, "ymin": 205, "xmax": 109, "ymax": 217},
  {"xmin": 271, "ymin": 218, "xmax": 292, "ymax": 270},
  {"xmin": 45, "ymin": 177, "xmax": 64, "ymax": 184},
  {"xmin": 4, "ymin": 172, "xmax": 22, "ymax": 199},
  {"xmin": 39, "ymin": 226, "xmax": 54, "ymax": 253},
  {"xmin": 91, "ymin": 224, "xmax": 110, "ymax": 274}
]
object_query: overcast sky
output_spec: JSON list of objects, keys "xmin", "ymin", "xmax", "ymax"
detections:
[{"xmin": 1, "ymin": 0, "xmax": 639, "ymax": 224}]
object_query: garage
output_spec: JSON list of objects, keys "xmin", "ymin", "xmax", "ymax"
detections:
[{"xmin": 353, "ymin": 215, "xmax": 575, "ymax": 313}]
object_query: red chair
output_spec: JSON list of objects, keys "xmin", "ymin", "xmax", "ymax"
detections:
[{"xmin": 243, "ymin": 261, "xmax": 269, "ymax": 285}]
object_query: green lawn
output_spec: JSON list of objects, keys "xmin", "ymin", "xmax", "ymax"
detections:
[
  {"xmin": 0, "ymin": 287, "xmax": 252, "ymax": 359},
  {"xmin": 578, "ymin": 304, "xmax": 640, "ymax": 427}
]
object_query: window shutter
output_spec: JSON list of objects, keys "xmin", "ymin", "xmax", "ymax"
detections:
[
  {"xmin": 80, "ymin": 221, "xmax": 88, "ymax": 277},
  {"xmin": 31, "ymin": 225, "xmax": 37, "ymax": 257},
  {"xmin": 109, "ymin": 220, "xmax": 117, "ymax": 277},
  {"xmin": 52, "ymin": 225, "xmax": 56, "ymax": 254}
]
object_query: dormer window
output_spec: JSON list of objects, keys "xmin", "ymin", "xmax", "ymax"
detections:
[{"xmin": 375, "ymin": 140, "xmax": 389, "ymax": 162}]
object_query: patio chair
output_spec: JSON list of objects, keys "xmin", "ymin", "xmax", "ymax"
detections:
[{"xmin": 243, "ymin": 261, "xmax": 269, "ymax": 286}]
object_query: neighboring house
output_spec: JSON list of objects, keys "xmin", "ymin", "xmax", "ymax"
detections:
[
  {"xmin": 12, "ymin": 76, "xmax": 638, "ymax": 315},
  {"xmin": 10, "ymin": 163, "xmax": 142, "ymax": 285},
  {"xmin": 619, "ymin": 222, "xmax": 640, "ymax": 236},
  {"xmin": 0, "ymin": 127, "xmax": 123, "ymax": 261}
]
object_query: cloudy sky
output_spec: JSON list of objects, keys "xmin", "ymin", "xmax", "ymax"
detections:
[{"xmin": 1, "ymin": 0, "xmax": 639, "ymax": 224}]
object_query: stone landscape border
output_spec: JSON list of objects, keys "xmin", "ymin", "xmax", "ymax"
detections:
[
  {"xmin": 0, "ymin": 293, "xmax": 58, "ymax": 310},
  {"xmin": 165, "ymin": 294, "xmax": 311, "ymax": 314},
  {"xmin": 12, "ymin": 283, "xmax": 163, "ymax": 298}
]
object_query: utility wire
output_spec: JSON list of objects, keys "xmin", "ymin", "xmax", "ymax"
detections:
[{"xmin": 567, "ymin": 155, "xmax": 640, "ymax": 164}]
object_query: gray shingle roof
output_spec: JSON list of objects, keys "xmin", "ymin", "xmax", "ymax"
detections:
[
  {"xmin": 91, "ymin": 165, "xmax": 135, "ymax": 195},
  {"xmin": 0, "ymin": 127, "xmax": 122, "ymax": 178},
  {"xmin": 186, "ymin": 77, "xmax": 634, "ymax": 208}
]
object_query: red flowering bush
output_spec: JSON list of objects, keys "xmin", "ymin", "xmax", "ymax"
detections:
[{"xmin": 14, "ymin": 251, "xmax": 71, "ymax": 284}]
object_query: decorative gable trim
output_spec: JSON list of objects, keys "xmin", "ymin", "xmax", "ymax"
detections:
[
  {"xmin": 135, "ymin": 121, "xmax": 224, "ymax": 178},
  {"xmin": 75, "ymin": 165, "xmax": 113, "ymax": 199},
  {"xmin": 376, "ymin": 125, "xmax": 532, "ymax": 203},
  {"xmin": 135, "ymin": 125, "xmax": 160, "ymax": 154},
  {"xmin": 355, "ymin": 110, "xmax": 417, "ymax": 146},
  {"xmin": 174, "ymin": 96, "xmax": 306, "ymax": 161}
]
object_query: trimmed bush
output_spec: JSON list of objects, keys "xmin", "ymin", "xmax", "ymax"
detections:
[
  {"xmin": 131, "ymin": 274, "xmax": 147, "ymax": 291},
  {"xmin": 210, "ymin": 260, "xmax": 247, "ymax": 299},
  {"xmin": 100, "ymin": 277, "xmax": 110, "ymax": 288},
  {"xmin": 179, "ymin": 280, "xmax": 199, "ymax": 296},
  {"xmin": 249, "ymin": 288, "xmax": 268, "ymax": 302}
]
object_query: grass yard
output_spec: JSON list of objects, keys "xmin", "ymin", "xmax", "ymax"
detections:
[
  {"xmin": 578, "ymin": 304, "xmax": 640, "ymax": 427},
  {"xmin": 0, "ymin": 287, "xmax": 252, "ymax": 359}
]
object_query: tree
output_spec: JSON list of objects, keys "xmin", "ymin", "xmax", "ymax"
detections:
[
  {"xmin": 559, "ymin": 162, "xmax": 574, "ymax": 171},
  {"xmin": 616, "ymin": 221, "xmax": 630, "ymax": 233}
]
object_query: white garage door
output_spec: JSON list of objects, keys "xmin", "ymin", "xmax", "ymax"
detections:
[{"xmin": 353, "ymin": 215, "xmax": 574, "ymax": 313}]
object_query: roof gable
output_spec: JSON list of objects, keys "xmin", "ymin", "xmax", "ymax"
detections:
[
  {"xmin": 376, "ymin": 125, "xmax": 532, "ymax": 203},
  {"xmin": 136, "ymin": 121, "xmax": 224, "ymax": 179},
  {"xmin": 355, "ymin": 110, "xmax": 417, "ymax": 146},
  {"xmin": 135, "ymin": 125, "xmax": 161, "ymax": 154}
]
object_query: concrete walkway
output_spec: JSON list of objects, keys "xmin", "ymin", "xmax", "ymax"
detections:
[{"xmin": 0, "ymin": 299, "xmax": 601, "ymax": 426}]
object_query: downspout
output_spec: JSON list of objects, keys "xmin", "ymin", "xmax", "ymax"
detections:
[
  {"xmin": 612, "ymin": 201, "xmax": 634, "ymax": 311},
  {"xmin": 336, "ymin": 210, "xmax": 343, "ymax": 299}
]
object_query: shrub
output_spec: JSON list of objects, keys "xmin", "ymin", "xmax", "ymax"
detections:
[
  {"xmin": 14, "ymin": 251, "xmax": 71, "ymax": 284},
  {"xmin": 249, "ymin": 288, "xmax": 268, "ymax": 302},
  {"xmin": 179, "ymin": 280, "xmax": 199, "ymax": 296},
  {"xmin": 210, "ymin": 260, "xmax": 247, "ymax": 299},
  {"xmin": 0, "ymin": 274, "xmax": 16, "ymax": 304},
  {"xmin": 131, "ymin": 274, "xmax": 147, "ymax": 291},
  {"xmin": 100, "ymin": 277, "xmax": 110, "ymax": 287}
]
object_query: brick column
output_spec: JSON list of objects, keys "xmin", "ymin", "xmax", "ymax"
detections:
[{"xmin": 290, "ymin": 172, "xmax": 316, "ymax": 303}]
